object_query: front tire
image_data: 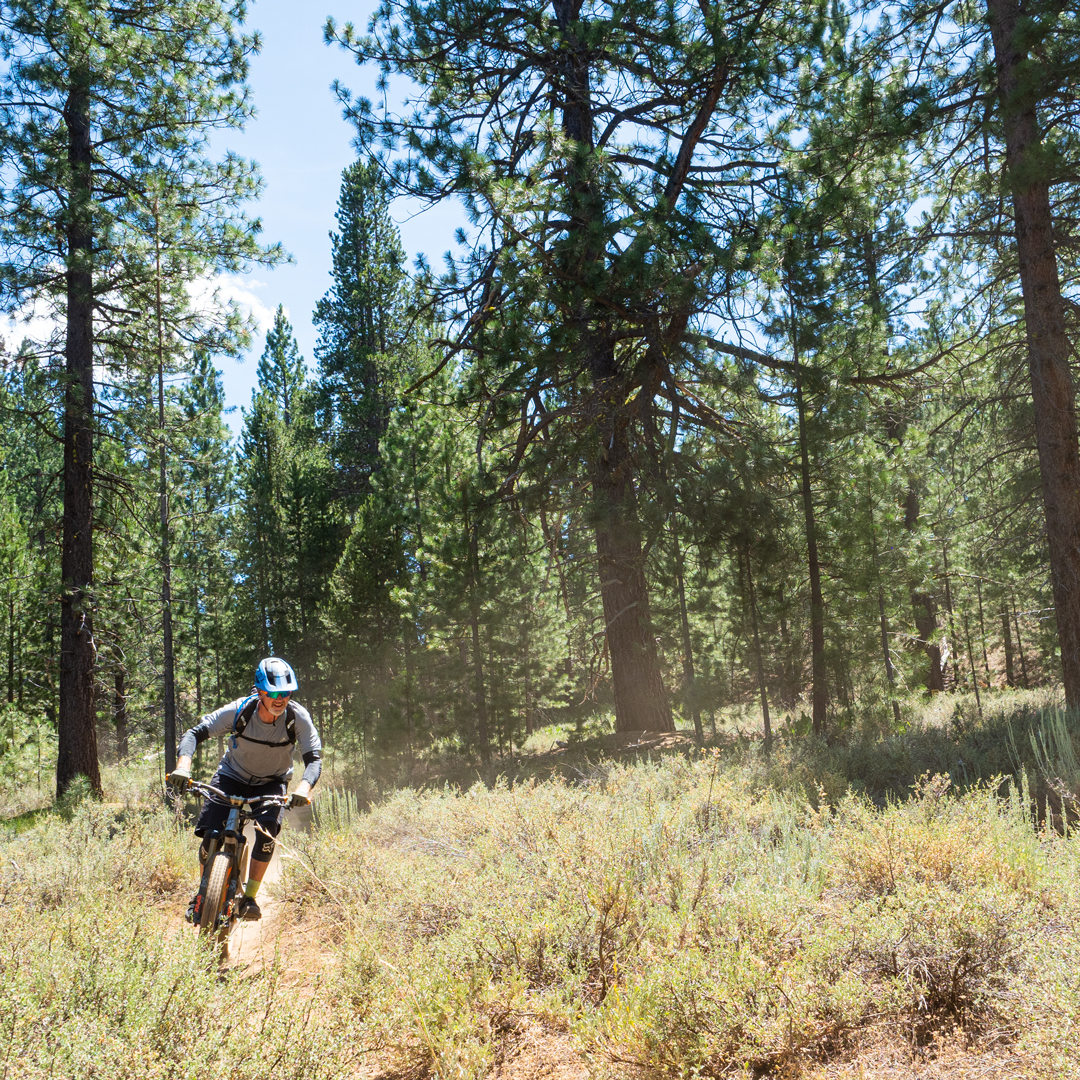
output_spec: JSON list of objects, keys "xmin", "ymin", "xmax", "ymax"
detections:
[{"xmin": 200, "ymin": 851, "xmax": 233, "ymax": 949}]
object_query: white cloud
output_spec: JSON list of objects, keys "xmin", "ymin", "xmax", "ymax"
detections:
[
  {"xmin": 186, "ymin": 273, "xmax": 279, "ymax": 341},
  {"xmin": 0, "ymin": 276, "xmax": 272, "ymax": 437},
  {"xmin": 0, "ymin": 272, "xmax": 279, "ymax": 359},
  {"xmin": 0, "ymin": 297, "xmax": 62, "ymax": 359}
]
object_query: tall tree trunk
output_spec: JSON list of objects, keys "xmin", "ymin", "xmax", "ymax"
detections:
[
  {"xmin": 522, "ymin": 621, "xmax": 534, "ymax": 737},
  {"xmin": 57, "ymin": 62, "xmax": 102, "ymax": 799},
  {"xmin": 743, "ymin": 545, "xmax": 772, "ymax": 749},
  {"xmin": 7, "ymin": 594, "xmax": 14, "ymax": 704},
  {"xmin": 867, "ymin": 484, "xmax": 901, "ymax": 725},
  {"xmin": 963, "ymin": 609, "xmax": 983, "ymax": 718},
  {"xmin": 976, "ymin": 578, "xmax": 992, "ymax": 684},
  {"xmin": 155, "ymin": 202, "xmax": 177, "ymax": 775},
  {"xmin": 911, "ymin": 589, "xmax": 945, "ymax": 691},
  {"xmin": 672, "ymin": 518, "xmax": 703, "ymax": 744},
  {"xmin": 778, "ymin": 587, "xmax": 798, "ymax": 707},
  {"xmin": 904, "ymin": 486, "xmax": 945, "ymax": 691},
  {"xmin": 114, "ymin": 667, "xmax": 128, "ymax": 761},
  {"xmin": 404, "ymin": 631, "xmax": 415, "ymax": 770},
  {"xmin": 555, "ymin": 0, "xmax": 671, "ymax": 734},
  {"xmin": 1013, "ymin": 603, "xmax": 1029, "ymax": 688},
  {"xmin": 466, "ymin": 508, "xmax": 491, "ymax": 765},
  {"xmin": 1002, "ymin": 609, "xmax": 1016, "ymax": 688},
  {"xmin": 792, "ymin": 347, "xmax": 828, "ymax": 736},
  {"xmin": 15, "ymin": 606, "xmax": 22, "ymax": 708},
  {"xmin": 590, "ymin": 399, "xmax": 673, "ymax": 732},
  {"xmin": 988, "ymin": 0, "xmax": 1080, "ymax": 706},
  {"xmin": 941, "ymin": 540, "xmax": 960, "ymax": 689},
  {"xmin": 878, "ymin": 586, "xmax": 903, "ymax": 727}
]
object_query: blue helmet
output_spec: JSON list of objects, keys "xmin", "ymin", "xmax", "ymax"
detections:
[{"xmin": 255, "ymin": 657, "xmax": 299, "ymax": 694}]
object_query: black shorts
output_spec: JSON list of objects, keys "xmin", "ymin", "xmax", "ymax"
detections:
[{"xmin": 194, "ymin": 772, "xmax": 287, "ymax": 839}]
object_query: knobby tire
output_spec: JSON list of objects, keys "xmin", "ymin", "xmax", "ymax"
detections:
[{"xmin": 200, "ymin": 851, "xmax": 234, "ymax": 959}]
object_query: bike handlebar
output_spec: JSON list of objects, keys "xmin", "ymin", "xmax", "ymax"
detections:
[{"xmin": 179, "ymin": 778, "xmax": 289, "ymax": 810}]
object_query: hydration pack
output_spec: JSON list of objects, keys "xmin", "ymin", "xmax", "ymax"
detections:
[{"xmin": 232, "ymin": 693, "xmax": 297, "ymax": 747}]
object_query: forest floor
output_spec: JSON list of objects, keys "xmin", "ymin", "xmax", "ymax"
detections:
[
  {"xmin": 221, "ymin": 882, "xmax": 1053, "ymax": 1079},
  {"xmin": 4, "ymin": 690, "xmax": 1079, "ymax": 1079},
  {"xmin": 213, "ymin": 870, "xmax": 1054, "ymax": 1080}
]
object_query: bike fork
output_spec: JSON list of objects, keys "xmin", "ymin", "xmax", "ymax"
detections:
[
  {"xmin": 199, "ymin": 835, "xmax": 220, "ymax": 893},
  {"xmin": 220, "ymin": 808, "xmax": 246, "ymax": 923}
]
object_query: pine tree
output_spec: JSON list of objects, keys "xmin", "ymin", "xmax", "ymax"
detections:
[
  {"xmin": 177, "ymin": 353, "xmax": 236, "ymax": 720},
  {"xmin": 860, "ymin": 0, "xmax": 1080, "ymax": 705},
  {"xmin": 0, "ymin": 0, "xmax": 279, "ymax": 795},
  {"xmin": 314, "ymin": 159, "xmax": 407, "ymax": 509},
  {"xmin": 235, "ymin": 315, "xmax": 342, "ymax": 683},
  {"xmin": 327, "ymin": 0, "xmax": 835, "ymax": 732},
  {"xmin": 259, "ymin": 306, "xmax": 307, "ymax": 429}
]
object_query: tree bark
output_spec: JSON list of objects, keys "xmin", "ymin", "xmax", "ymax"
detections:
[
  {"xmin": 114, "ymin": 668, "xmax": 128, "ymax": 761},
  {"xmin": 743, "ymin": 545, "xmax": 772, "ymax": 748},
  {"xmin": 672, "ymin": 518, "xmax": 703, "ymax": 744},
  {"xmin": 941, "ymin": 540, "xmax": 960, "ymax": 689},
  {"xmin": 904, "ymin": 486, "xmax": 945, "ymax": 692},
  {"xmin": 7, "ymin": 594, "xmax": 14, "ymax": 704},
  {"xmin": 57, "ymin": 62, "xmax": 102, "ymax": 799},
  {"xmin": 963, "ymin": 609, "xmax": 983, "ymax": 718},
  {"xmin": 778, "ymin": 588, "xmax": 798, "ymax": 707},
  {"xmin": 554, "ymin": 0, "xmax": 672, "ymax": 734},
  {"xmin": 522, "ymin": 621, "xmax": 534, "ymax": 737},
  {"xmin": 1012, "ymin": 603, "xmax": 1029, "ymax": 688},
  {"xmin": 878, "ymin": 586, "xmax": 903, "ymax": 727},
  {"xmin": 466, "ymin": 508, "xmax": 491, "ymax": 765},
  {"xmin": 591, "ymin": 399, "xmax": 673, "ymax": 732},
  {"xmin": 793, "ymin": 351, "xmax": 828, "ymax": 736},
  {"xmin": 867, "ymin": 484, "xmax": 902, "ymax": 726},
  {"xmin": 911, "ymin": 589, "xmax": 945, "ymax": 692},
  {"xmin": 976, "ymin": 578, "xmax": 992, "ymax": 684},
  {"xmin": 1002, "ymin": 610, "xmax": 1016, "ymax": 687},
  {"xmin": 988, "ymin": 0, "xmax": 1080, "ymax": 706}
]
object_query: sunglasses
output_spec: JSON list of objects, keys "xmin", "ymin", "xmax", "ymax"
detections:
[{"xmin": 264, "ymin": 690, "xmax": 292, "ymax": 700}]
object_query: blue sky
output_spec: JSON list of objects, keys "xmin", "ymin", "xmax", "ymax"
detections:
[{"xmin": 214, "ymin": 0, "xmax": 464, "ymax": 430}]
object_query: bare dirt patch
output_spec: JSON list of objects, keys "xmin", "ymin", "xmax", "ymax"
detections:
[
  {"xmin": 492, "ymin": 1018, "xmax": 589, "ymax": 1080},
  {"xmin": 802, "ymin": 1035, "xmax": 1052, "ymax": 1080}
]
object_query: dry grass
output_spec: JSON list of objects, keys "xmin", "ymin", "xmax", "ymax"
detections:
[{"xmin": 4, "ymin": 693, "xmax": 1080, "ymax": 1078}]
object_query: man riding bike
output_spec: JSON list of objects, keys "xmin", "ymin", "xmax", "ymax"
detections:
[{"xmin": 167, "ymin": 657, "xmax": 322, "ymax": 922}]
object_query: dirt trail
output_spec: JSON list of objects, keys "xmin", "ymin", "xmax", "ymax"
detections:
[
  {"xmin": 222, "ymin": 810, "xmax": 316, "ymax": 978},
  {"xmin": 219, "ymin": 829, "xmax": 280, "ymax": 973},
  {"xmin": 183, "ymin": 815, "xmax": 1044, "ymax": 1079}
]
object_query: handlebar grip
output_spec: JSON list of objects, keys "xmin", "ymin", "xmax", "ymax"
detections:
[{"xmin": 166, "ymin": 771, "xmax": 191, "ymax": 792}]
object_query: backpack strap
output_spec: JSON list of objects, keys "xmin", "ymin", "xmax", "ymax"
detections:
[{"xmin": 232, "ymin": 695, "xmax": 297, "ymax": 747}]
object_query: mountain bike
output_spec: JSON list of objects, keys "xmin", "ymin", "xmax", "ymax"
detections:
[{"xmin": 176, "ymin": 778, "xmax": 288, "ymax": 961}]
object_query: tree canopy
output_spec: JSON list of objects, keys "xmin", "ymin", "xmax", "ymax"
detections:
[{"xmin": 0, "ymin": 0, "xmax": 1079, "ymax": 790}]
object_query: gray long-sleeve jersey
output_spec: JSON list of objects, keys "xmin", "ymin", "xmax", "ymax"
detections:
[{"xmin": 177, "ymin": 695, "xmax": 322, "ymax": 787}]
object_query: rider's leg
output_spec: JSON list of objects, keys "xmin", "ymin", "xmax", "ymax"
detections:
[
  {"xmin": 237, "ymin": 820, "xmax": 279, "ymax": 919},
  {"xmin": 244, "ymin": 826, "xmax": 276, "ymax": 894},
  {"xmin": 237, "ymin": 857, "xmax": 271, "ymax": 919},
  {"xmin": 238, "ymin": 783, "xmax": 286, "ymax": 919},
  {"xmin": 245, "ymin": 800, "xmax": 282, "ymax": 894},
  {"xmin": 246, "ymin": 855, "xmax": 271, "ymax": 888}
]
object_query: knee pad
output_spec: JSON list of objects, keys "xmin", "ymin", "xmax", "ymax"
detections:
[{"xmin": 252, "ymin": 830, "xmax": 276, "ymax": 862}]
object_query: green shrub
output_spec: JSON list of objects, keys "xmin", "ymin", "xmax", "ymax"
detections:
[
  {"xmin": 274, "ymin": 752, "xmax": 1080, "ymax": 1078},
  {"xmin": 5, "ymin": 692, "xmax": 1080, "ymax": 1078}
]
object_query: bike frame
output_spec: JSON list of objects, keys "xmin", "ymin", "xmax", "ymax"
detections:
[
  {"xmin": 184, "ymin": 780, "xmax": 286, "ymax": 946},
  {"xmin": 197, "ymin": 806, "xmax": 248, "ymax": 927}
]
